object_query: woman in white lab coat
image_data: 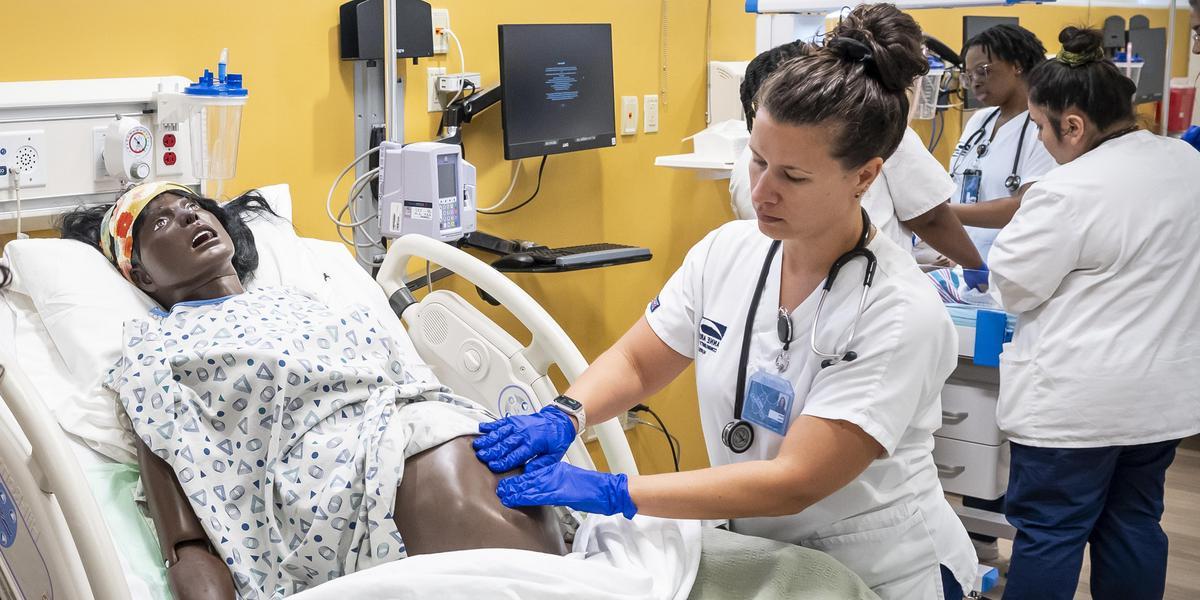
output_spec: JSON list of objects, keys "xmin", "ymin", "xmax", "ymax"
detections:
[
  {"xmin": 473, "ymin": 5, "xmax": 976, "ymax": 599},
  {"xmin": 729, "ymin": 35, "xmax": 986, "ymax": 288},
  {"xmin": 948, "ymin": 25, "xmax": 1057, "ymax": 262},
  {"xmin": 988, "ymin": 27, "xmax": 1200, "ymax": 600}
]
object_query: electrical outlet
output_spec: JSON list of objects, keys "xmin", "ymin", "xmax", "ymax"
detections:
[
  {"xmin": 427, "ymin": 66, "xmax": 447, "ymax": 112},
  {"xmin": 0, "ymin": 130, "xmax": 47, "ymax": 189},
  {"xmin": 644, "ymin": 95, "xmax": 659, "ymax": 133},
  {"xmin": 431, "ymin": 8, "xmax": 450, "ymax": 54},
  {"xmin": 620, "ymin": 96, "xmax": 638, "ymax": 136}
]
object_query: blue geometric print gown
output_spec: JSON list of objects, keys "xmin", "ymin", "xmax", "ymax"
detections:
[{"xmin": 106, "ymin": 287, "xmax": 489, "ymax": 598}]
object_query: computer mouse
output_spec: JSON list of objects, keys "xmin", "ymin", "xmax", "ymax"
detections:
[{"xmin": 491, "ymin": 252, "xmax": 537, "ymax": 270}]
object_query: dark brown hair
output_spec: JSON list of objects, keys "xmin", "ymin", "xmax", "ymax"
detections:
[
  {"xmin": 755, "ymin": 3, "xmax": 929, "ymax": 169},
  {"xmin": 1028, "ymin": 27, "xmax": 1136, "ymax": 139}
]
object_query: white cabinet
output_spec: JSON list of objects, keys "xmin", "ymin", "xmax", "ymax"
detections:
[{"xmin": 933, "ymin": 437, "xmax": 1010, "ymax": 500}]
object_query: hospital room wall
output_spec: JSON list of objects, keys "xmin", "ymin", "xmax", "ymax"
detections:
[
  {"xmin": 709, "ymin": 4, "xmax": 1194, "ymax": 167},
  {"xmin": 3, "ymin": 2, "xmax": 1190, "ymax": 477},
  {"xmin": 0, "ymin": 0, "xmax": 740, "ymax": 474},
  {"xmin": 907, "ymin": 5, "xmax": 1195, "ymax": 165}
]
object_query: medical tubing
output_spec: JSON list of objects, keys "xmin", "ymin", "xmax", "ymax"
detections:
[
  {"xmin": 11, "ymin": 167, "xmax": 21, "ymax": 238},
  {"xmin": 330, "ymin": 167, "xmax": 380, "ymax": 228},
  {"xmin": 734, "ymin": 241, "xmax": 783, "ymax": 420},
  {"xmin": 325, "ymin": 147, "xmax": 380, "ymax": 227},
  {"xmin": 479, "ymin": 155, "xmax": 548, "ymax": 215},
  {"xmin": 342, "ymin": 168, "xmax": 381, "ymax": 227},
  {"xmin": 336, "ymin": 205, "xmax": 384, "ymax": 248}
]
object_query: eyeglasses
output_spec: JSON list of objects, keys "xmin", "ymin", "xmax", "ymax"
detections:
[{"xmin": 959, "ymin": 64, "xmax": 993, "ymax": 86}]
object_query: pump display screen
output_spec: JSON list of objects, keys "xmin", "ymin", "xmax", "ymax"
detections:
[
  {"xmin": 436, "ymin": 154, "xmax": 460, "ymax": 229},
  {"xmin": 437, "ymin": 154, "xmax": 458, "ymax": 198}
]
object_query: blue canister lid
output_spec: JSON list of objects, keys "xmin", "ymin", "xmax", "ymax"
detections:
[
  {"xmin": 1114, "ymin": 51, "xmax": 1144, "ymax": 63},
  {"xmin": 927, "ymin": 55, "xmax": 945, "ymax": 69},
  {"xmin": 184, "ymin": 68, "xmax": 248, "ymax": 97}
]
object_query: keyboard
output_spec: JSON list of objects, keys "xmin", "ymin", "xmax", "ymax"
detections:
[{"xmin": 524, "ymin": 243, "xmax": 651, "ymax": 267}]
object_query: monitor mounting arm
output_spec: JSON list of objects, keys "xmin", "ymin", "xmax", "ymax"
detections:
[{"xmin": 438, "ymin": 84, "xmax": 502, "ymax": 146}]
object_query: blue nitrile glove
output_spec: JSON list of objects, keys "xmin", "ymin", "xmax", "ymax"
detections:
[
  {"xmin": 496, "ymin": 456, "xmax": 638, "ymax": 519},
  {"xmin": 473, "ymin": 405, "xmax": 577, "ymax": 473},
  {"xmin": 963, "ymin": 262, "xmax": 989, "ymax": 292},
  {"xmin": 1183, "ymin": 126, "xmax": 1200, "ymax": 152}
]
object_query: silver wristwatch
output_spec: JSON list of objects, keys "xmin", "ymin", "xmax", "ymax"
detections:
[{"xmin": 552, "ymin": 394, "xmax": 587, "ymax": 435}]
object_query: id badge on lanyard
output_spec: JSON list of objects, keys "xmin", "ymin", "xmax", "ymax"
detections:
[
  {"xmin": 742, "ymin": 369, "xmax": 797, "ymax": 437},
  {"xmin": 959, "ymin": 169, "xmax": 983, "ymax": 205}
]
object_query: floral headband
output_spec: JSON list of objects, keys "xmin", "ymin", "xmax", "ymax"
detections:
[{"xmin": 99, "ymin": 181, "xmax": 193, "ymax": 281}]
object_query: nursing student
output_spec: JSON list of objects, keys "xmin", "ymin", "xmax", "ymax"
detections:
[
  {"xmin": 990, "ymin": 26, "xmax": 1200, "ymax": 600},
  {"xmin": 729, "ymin": 34, "xmax": 986, "ymax": 289},
  {"xmin": 948, "ymin": 25, "xmax": 1057, "ymax": 262},
  {"xmin": 473, "ymin": 5, "xmax": 976, "ymax": 599}
]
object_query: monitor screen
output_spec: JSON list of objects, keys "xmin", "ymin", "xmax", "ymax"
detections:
[{"xmin": 498, "ymin": 24, "xmax": 617, "ymax": 160}]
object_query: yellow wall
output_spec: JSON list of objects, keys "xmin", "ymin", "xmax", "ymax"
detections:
[{"xmin": 3, "ymin": 2, "xmax": 1191, "ymax": 475}]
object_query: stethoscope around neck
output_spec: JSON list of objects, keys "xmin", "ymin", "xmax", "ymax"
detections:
[
  {"xmin": 721, "ymin": 208, "xmax": 878, "ymax": 454},
  {"xmin": 951, "ymin": 108, "xmax": 1031, "ymax": 194}
]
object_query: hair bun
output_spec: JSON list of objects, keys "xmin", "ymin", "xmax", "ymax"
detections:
[
  {"xmin": 828, "ymin": 36, "xmax": 875, "ymax": 64},
  {"xmin": 827, "ymin": 3, "xmax": 928, "ymax": 94},
  {"xmin": 1059, "ymin": 26, "xmax": 1103, "ymax": 55}
]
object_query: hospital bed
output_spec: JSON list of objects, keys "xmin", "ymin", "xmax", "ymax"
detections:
[{"xmin": 0, "ymin": 186, "xmax": 879, "ymax": 600}]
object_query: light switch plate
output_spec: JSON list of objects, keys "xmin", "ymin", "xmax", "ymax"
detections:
[{"xmin": 643, "ymin": 94, "xmax": 659, "ymax": 133}]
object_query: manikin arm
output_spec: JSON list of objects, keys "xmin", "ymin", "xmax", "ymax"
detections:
[{"xmin": 137, "ymin": 437, "xmax": 235, "ymax": 600}]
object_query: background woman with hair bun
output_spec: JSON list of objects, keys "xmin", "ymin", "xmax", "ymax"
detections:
[
  {"xmin": 473, "ymin": 4, "xmax": 977, "ymax": 598},
  {"xmin": 989, "ymin": 25, "xmax": 1200, "ymax": 599}
]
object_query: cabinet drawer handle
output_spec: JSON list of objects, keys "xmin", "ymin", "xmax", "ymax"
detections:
[
  {"xmin": 941, "ymin": 411, "xmax": 969, "ymax": 425},
  {"xmin": 937, "ymin": 463, "xmax": 966, "ymax": 478}
]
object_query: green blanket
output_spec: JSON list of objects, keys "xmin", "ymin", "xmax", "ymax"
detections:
[{"xmin": 688, "ymin": 527, "xmax": 880, "ymax": 600}]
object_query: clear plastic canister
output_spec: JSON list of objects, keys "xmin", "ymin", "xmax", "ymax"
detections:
[
  {"xmin": 1114, "ymin": 52, "xmax": 1144, "ymax": 90},
  {"xmin": 187, "ymin": 95, "xmax": 246, "ymax": 181},
  {"xmin": 914, "ymin": 68, "xmax": 944, "ymax": 121}
]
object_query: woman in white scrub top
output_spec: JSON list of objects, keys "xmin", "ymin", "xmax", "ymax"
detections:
[
  {"xmin": 988, "ymin": 27, "xmax": 1200, "ymax": 599},
  {"xmin": 472, "ymin": 6, "xmax": 976, "ymax": 599},
  {"xmin": 948, "ymin": 25, "xmax": 1057, "ymax": 262},
  {"xmin": 730, "ymin": 40, "xmax": 985, "ymax": 281}
]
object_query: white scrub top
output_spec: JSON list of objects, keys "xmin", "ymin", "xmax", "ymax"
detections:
[
  {"xmin": 861, "ymin": 128, "xmax": 956, "ymax": 251},
  {"xmin": 948, "ymin": 108, "xmax": 1056, "ymax": 261},
  {"xmin": 730, "ymin": 128, "xmax": 955, "ymax": 254},
  {"xmin": 645, "ymin": 220, "xmax": 976, "ymax": 599},
  {"xmin": 989, "ymin": 131, "xmax": 1200, "ymax": 448}
]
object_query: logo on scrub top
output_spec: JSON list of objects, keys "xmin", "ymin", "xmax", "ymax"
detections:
[
  {"xmin": 697, "ymin": 317, "xmax": 727, "ymax": 355},
  {"xmin": 648, "ymin": 296, "xmax": 661, "ymax": 313}
]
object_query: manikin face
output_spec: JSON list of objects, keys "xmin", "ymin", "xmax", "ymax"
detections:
[
  {"xmin": 128, "ymin": 193, "xmax": 237, "ymax": 301},
  {"xmin": 747, "ymin": 110, "xmax": 880, "ymax": 241}
]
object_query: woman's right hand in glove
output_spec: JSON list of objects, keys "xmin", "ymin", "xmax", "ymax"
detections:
[{"xmin": 473, "ymin": 405, "xmax": 578, "ymax": 473}]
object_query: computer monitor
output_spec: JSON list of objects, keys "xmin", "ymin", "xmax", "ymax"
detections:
[{"xmin": 498, "ymin": 24, "xmax": 617, "ymax": 160}]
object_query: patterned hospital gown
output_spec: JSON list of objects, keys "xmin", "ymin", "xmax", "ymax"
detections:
[{"xmin": 106, "ymin": 287, "xmax": 490, "ymax": 598}]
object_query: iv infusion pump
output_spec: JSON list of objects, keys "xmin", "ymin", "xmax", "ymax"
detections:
[{"xmin": 377, "ymin": 141, "xmax": 477, "ymax": 242}]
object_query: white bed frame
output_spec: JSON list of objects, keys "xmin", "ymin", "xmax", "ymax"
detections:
[{"xmin": 0, "ymin": 234, "xmax": 640, "ymax": 599}]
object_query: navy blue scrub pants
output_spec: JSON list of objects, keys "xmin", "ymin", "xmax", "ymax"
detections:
[{"xmin": 1002, "ymin": 439, "xmax": 1180, "ymax": 600}]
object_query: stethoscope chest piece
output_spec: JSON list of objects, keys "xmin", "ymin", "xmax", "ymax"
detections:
[{"xmin": 722, "ymin": 419, "xmax": 755, "ymax": 454}]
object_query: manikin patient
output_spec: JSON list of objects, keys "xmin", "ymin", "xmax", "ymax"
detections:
[{"xmin": 59, "ymin": 182, "xmax": 566, "ymax": 599}]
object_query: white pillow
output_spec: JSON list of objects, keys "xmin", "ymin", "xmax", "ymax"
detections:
[{"xmin": 4, "ymin": 184, "xmax": 299, "ymax": 385}]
